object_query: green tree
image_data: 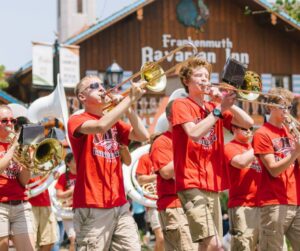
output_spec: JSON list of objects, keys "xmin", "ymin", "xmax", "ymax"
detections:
[
  {"xmin": 245, "ymin": 0, "xmax": 300, "ymax": 23},
  {"xmin": 275, "ymin": 0, "xmax": 300, "ymax": 22},
  {"xmin": 0, "ymin": 65, "xmax": 9, "ymax": 89}
]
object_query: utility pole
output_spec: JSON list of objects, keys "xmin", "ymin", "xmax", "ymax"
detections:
[{"xmin": 53, "ymin": 39, "xmax": 60, "ymax": 89}]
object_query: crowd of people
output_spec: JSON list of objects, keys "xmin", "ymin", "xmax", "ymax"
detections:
[{"xmin": 0, "ymin": 56, "xmax": 299, "ymax": 251}]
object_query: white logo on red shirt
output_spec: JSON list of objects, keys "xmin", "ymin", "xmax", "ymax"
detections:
[
  {"xmin": 0, "ymin": 151, "xmax": 21, "ymax": 179},
  {"xmin": 195, "ymin": 124, "xmax": 217, "ymax": 149},
  {"xmin": 250, "ymin": 158, "xmax": 262, "ymax": 173},
  {"xmin": 92, "ymin": 128, "xmax": 120, "ymax": 160},
  {"xmin": 272, "ymin": 137, "xmax": 295, "ymax": 162}
]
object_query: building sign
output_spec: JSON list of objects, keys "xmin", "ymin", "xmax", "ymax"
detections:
[
  {"xmin": 141, "ymin": 34, "xmax": 250, "ymax": 66},
  {"xmin": 32, "ymin": 42, "xmax": 53, "ymax": 86},
  {"xmin": 59, "ymin": 45, "xmax": 80, "ymax": 88}
]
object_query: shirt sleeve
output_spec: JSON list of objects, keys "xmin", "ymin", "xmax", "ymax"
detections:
[
  {"xmin": 150, "ymin": 137, "xmax": 172, "ymax": 173},
  {"xmin": 223, "ymin": 110, "xmax": 233, "ymax": 131},
  {"xmin": 253, "ymin": 131, "xmax": 273, "ymax": 155},
  {"xmin": 67, "ymin": 114, "xmax": 89, "ymax": 141},
  {"xmin": 55, "ymin": 174, "xmax": 66, "ymax": 191},
  {"xmin": 116, "ymin": 120, "xmax": 131, "ymax": 146},
  {"xmin": 171, "ymin": 99, "xmax": 195, "ymax": 126},
  {"xmin": 224, "ymin": 143, "xmax": 242, "ymax": 166},
  {"xmin": 136, "ymin": 154, "xmax": 152, "ymax": 175}
]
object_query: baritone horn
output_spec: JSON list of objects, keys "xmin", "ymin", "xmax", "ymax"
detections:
[{"xmin": 103, "ymin": 42, "xmax": 198, "ymax": 111}]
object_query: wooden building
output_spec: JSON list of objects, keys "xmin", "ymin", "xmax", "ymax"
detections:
[{"xmin": 7, "ymin": 0, "xmax": 300, "ymax": 127}]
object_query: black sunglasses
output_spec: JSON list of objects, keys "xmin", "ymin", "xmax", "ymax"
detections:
[
  {"xmin": 0, "ymin": 118, "xmax": 17, "ymax": 125},
  {"xmin": 81, "ymin": 82, "xmax": 103, "ymax": 92},
  {"xmin": 232, "ymin": 125, "xmax": 254, "ymax": 131}
]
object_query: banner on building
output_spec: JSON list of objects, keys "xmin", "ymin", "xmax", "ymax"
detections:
[
  {"xmin": 59, "ymin": 45, "xmax": 80, "ymax": 88},
  {"xmin": 32, "ymin": 42, "xmax": 53, "ymax": 86}
]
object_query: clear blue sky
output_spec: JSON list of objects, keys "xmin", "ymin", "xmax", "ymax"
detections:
[{"xmin": 0, "ymin": 0, "xmax": 135, "ymax": 71}]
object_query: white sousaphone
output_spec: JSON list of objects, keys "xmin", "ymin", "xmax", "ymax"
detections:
[
  {"xmin": 123, "ymin": 88, "xmax": 187, "ymax": 208},
  {"xmin": 25, "ymin": 75, "xmax": 69, "ymax": 198}
]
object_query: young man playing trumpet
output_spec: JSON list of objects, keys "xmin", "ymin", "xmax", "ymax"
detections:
[
  {"xmin": 253, "ymin": 87, "xmax": 300, "ymax": 251},
  {"xmin": 68, "ymin": 76, "xmax": 149, "ymax": 250},
  {"xmin": 171, "ymin": 57, "xmax": 253, "ymax": 250},
  {"xmin": 0, "ymin": 105, "xmax": 34, "ymax": 251}
]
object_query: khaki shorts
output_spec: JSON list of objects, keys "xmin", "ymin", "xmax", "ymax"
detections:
[
  {"xmin": 228, "ymin": 206, "xmax": 259, "ymax": 251},
  {"xmin": 178, "ymin": 188, "xmax": 222, "ymax": 242},
  {"xmin": 63, "ymin": 219, "xmax": 76, "ymax": 238},
  {"xmin": 259, "ymin": 205, "xmax": 300, "ymax": 251},
  {"xmin": 31, "ymin": 206, "xmax": 58, "ymax": 246},
  {"xmin": 0, "ymin": 202, "xmax": 34, "ymax": 237},
  {"xmin": 159, "ymin": 208, "xmax": 198, "ymax": 251},
  {"xmin": 74, "ymin": 202, "xmax": 141, "ymax": 251},
  {"xmin": 147, "ymin": 208, "xmax": 161, "ymax": 230}
]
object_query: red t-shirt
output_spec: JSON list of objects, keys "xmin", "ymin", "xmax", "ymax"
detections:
[
  {"xmin": 224, "ymin": 140, "xmax": 262, "ymax": 208},
  {"xmin": 172, "ymin": 98, "xmax": 232, "ymax": 192},
  {"xmin": 150, "ymin": 131, "xmax": 182, "ymax": 211},
  {"xmin": 253, "ymin": 122, "xmax": 298, "ymax": 206},
  {"xmin": 55, "ymin": 172, "xmax": 77, "ymax": 207},
  {"xmin": 0, "ymin": 142, "xmax": 27, "ymax": 202},
  {"xmin": 28, "ymin": 184, "xmax": 51, "ymax": 207},
  {"xmin": 68, "ymin": 112, "xmax": 131, "ymax": 208},
  {"xmin": 55, "ymin": 172, "xmax": 77, "ymax": 191},
  {"xmin": 136, "ymin": 153, "xmax": 152, "ymax": 175}
]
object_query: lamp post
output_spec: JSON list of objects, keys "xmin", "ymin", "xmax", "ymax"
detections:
[{"xmin": 105, "ymin": 60, "xmax": 124, "ymax": 89}]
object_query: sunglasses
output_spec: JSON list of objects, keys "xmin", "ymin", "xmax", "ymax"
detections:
[
  {"xmin": 232, "ymin": 125, "xmax": 254, "ymax": 132},
  {"xmin": 279, "ymin": 105, "xmax": 292, "ymax": 110},
  {"xmin": 81, "ymin": 82, "xmax": 103, "ymax": 92},
  {"xmin": 0, "ymin": 118, "xmax": 17, "ymax": 125}
]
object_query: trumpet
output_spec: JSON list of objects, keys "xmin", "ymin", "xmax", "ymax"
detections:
[{"xmin": 103, "ymin": 42, "xmax": 198, "ymax": 111}]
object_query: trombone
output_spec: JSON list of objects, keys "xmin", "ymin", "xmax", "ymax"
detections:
[{"xmin": 103, "ymin": 42, "xmax": 198, "ymax": 110}]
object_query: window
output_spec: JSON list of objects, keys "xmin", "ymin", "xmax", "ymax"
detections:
[
  {"xmin": 77, "ymin": 0, "xmax": 83, "ymax": 13},
  {"xmin": 272, "ymin": 75, "xmax": 291, "ymax": 90}
]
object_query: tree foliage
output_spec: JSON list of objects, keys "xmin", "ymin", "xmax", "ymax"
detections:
[
  {"xmin": 0, "ymin": 65, "xmax": 9, "ymax": 89},
  {"xmin": 274, "ymin": 0, "xmax": 300, "ymax": 22}
]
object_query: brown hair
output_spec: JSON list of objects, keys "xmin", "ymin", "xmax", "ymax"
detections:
[
  {"xmin": 267, "ymin": 87, "xmax": 294, "ymax": 105},
  {"xmin": 178, "ymin": 57, "xmax": 212, "ymax": 93}
]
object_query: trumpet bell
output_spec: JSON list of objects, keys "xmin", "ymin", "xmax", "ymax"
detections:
[
  {"xmin": 239, "ymin": 71, "xmax": 262, "ymax": 101},
  {"xmin": 141, "ymin": 62, "xmax": 166, "ymax": 92}
]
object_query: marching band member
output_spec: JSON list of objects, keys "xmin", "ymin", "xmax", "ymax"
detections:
[
  {"xmin": 224, "ymin": 124, "xmax": 261, "ymax": 251},
  {"xmin": 171, "ymin": 57, "xmax": 253, "ymax": 250},
  {"xmin": 253, "ymin": 87, "xmax": 300, "ymax": 251},
  {"xmin": 136, "ymin": 152, "xmax": 165, "ymax": 251},
  {"xmin": 68, "ymin": 75, "xmax": 149, "ymax": 250},
  {"xmin": 29, "ymin": 182, "xmax": 58, "ymax": 251},
  {"xmin": 149, "ymin": 101, "xmax": 197, "ymax": 251},
  {"xmin": 55, "ymin": 152, "xmax": 77, "ymax": 251},
  {"xmin": 0, "ymin": 105, "xmax": 34, "ymax": 251}
]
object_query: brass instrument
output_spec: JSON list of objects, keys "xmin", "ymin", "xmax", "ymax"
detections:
[
  {"xmin": 141, "ymin": 182, "xmax": 157, "ymax": 198},
  {"xmin": 206, "ymin": 70, "xmax": 285, "ymax": 108},
  {"xmin": 283, "ymin": 113, "xmax": 300, "ymax": 139},
  {"xmin": 16, "ymin": 138, "xmax": 63, "ymax": 175},
  {"xmin": 103, "ymin": 42, "xmax": 198, "ymax": 111}
]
